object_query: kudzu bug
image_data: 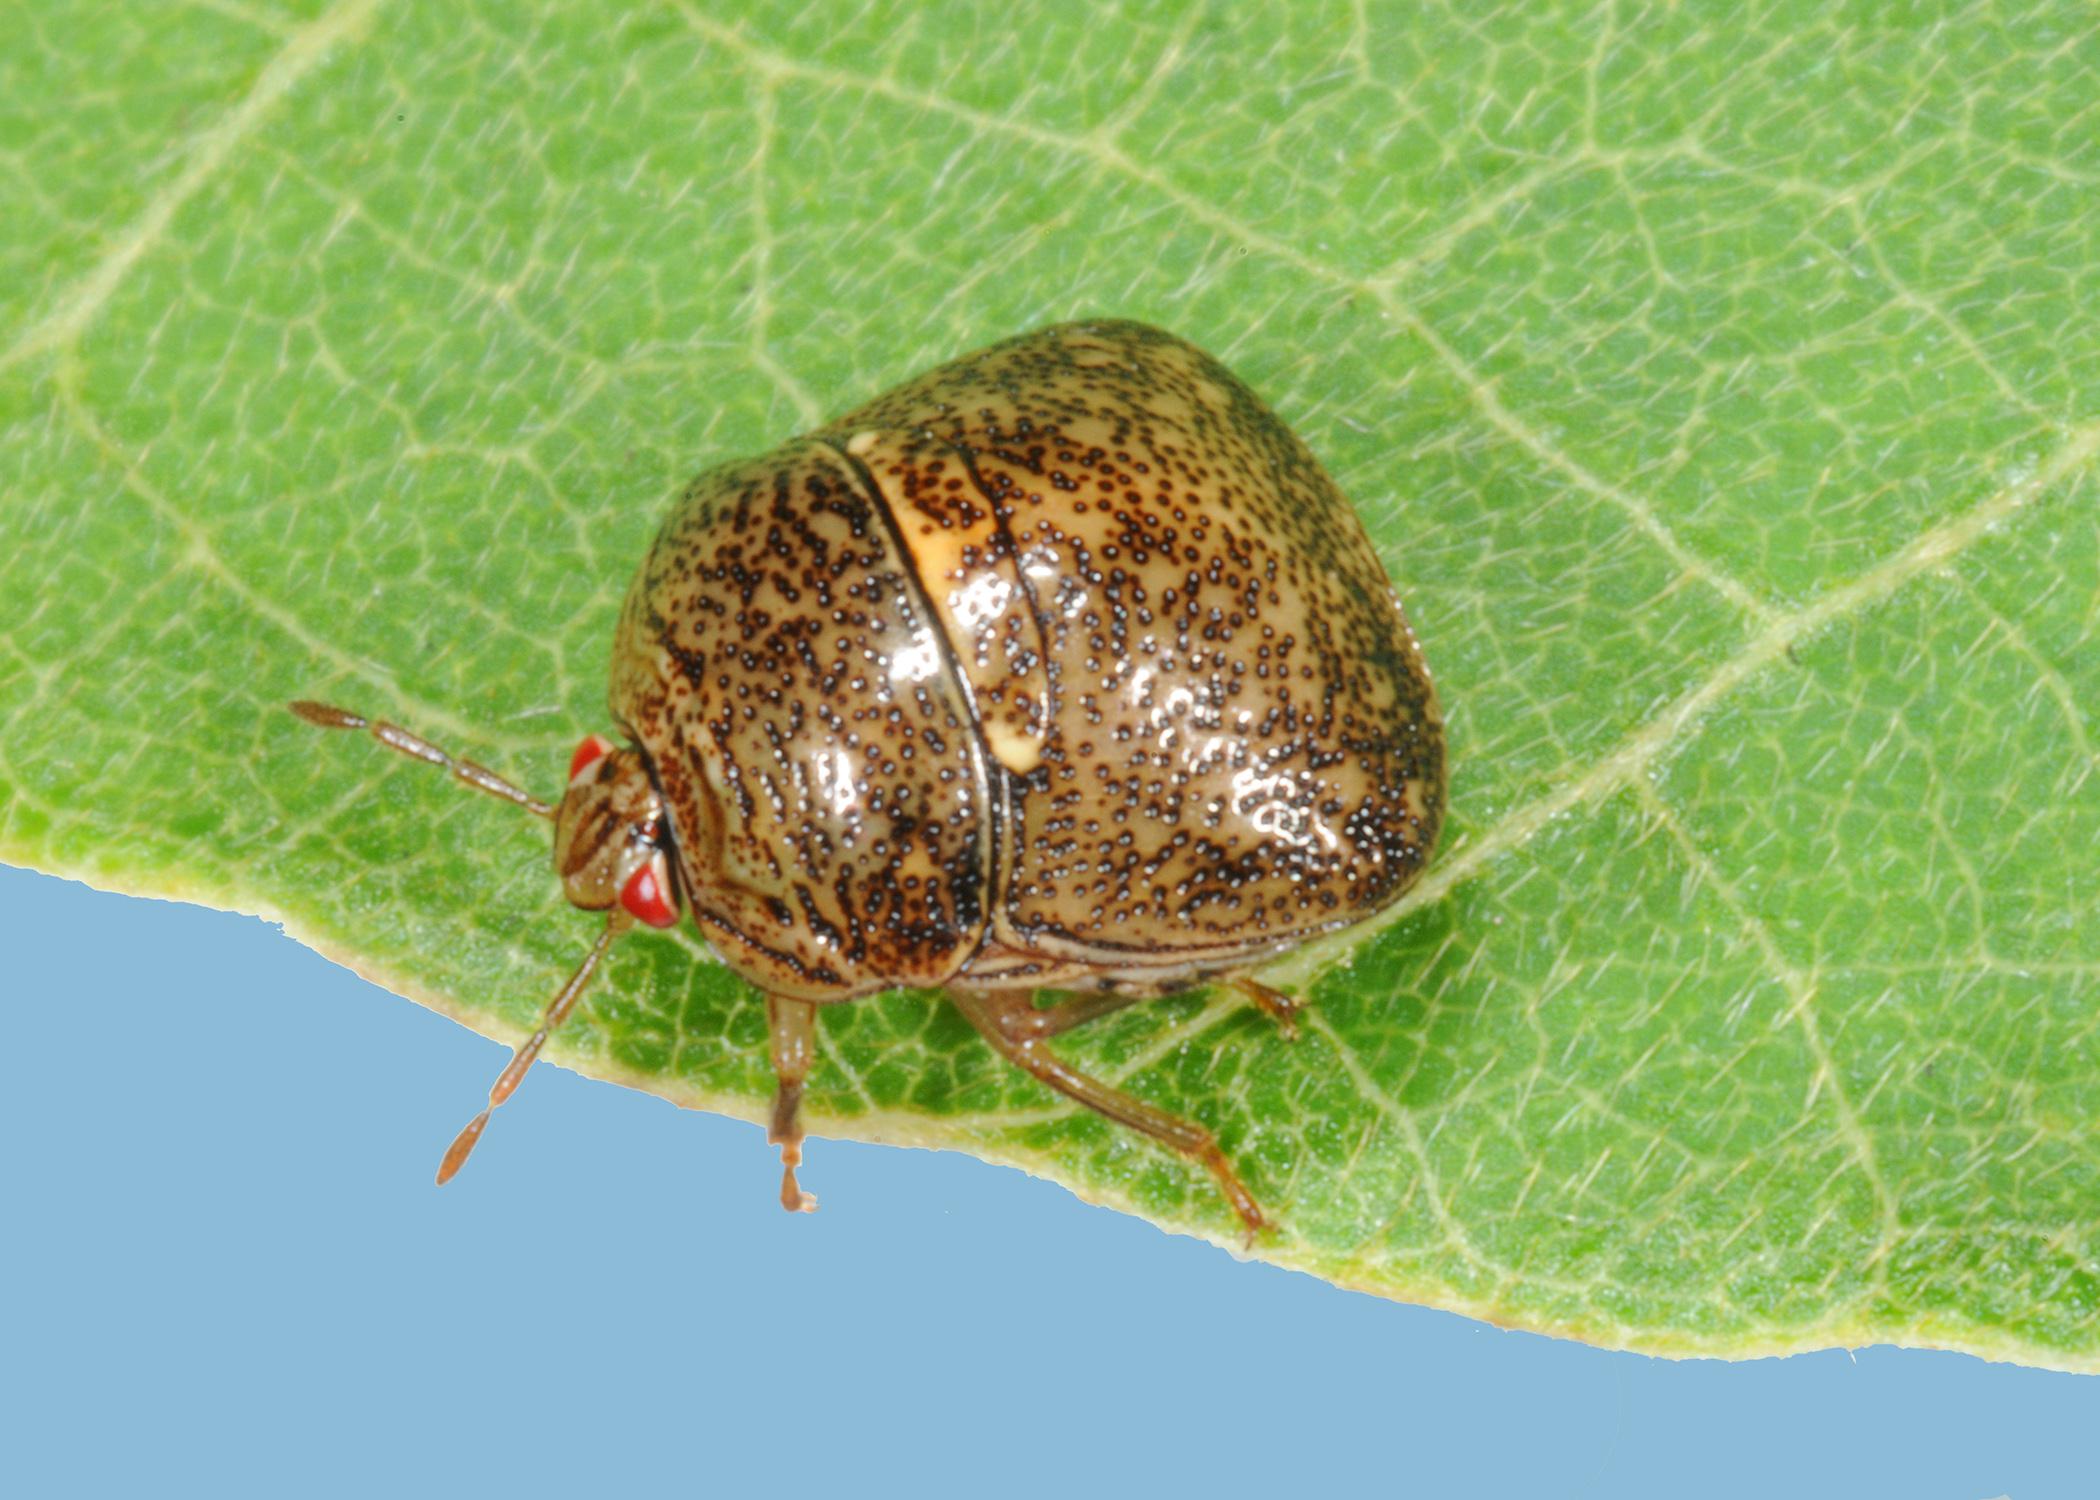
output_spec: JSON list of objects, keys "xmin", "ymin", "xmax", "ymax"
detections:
[{"xmin": 296, "ymin": 320, "xmax": 1444, "ymax": 1231}]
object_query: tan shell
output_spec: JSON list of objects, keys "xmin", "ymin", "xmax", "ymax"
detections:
[{"xmin": 611, "ymin": 321, "xmax": 1444, "ymax": 1003}]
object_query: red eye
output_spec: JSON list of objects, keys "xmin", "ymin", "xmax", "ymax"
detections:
[
  {"xmin": 568, "ymin": 734, "xmax": 616, "ymax": 784},
  {"xmin": 620, "ymin": 858, "xmax": 678, "ymax": 928}
]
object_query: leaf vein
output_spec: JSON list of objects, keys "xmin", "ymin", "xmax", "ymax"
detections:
[
  {"xmin": 1, "ymin": 0, "xmax": 389, "ymax": 372},
  {"xmin": 673, "ymin": 13, "xmax": 1782, "ymax": 621},
  {"xmin": 1266, "ymin": 413, "xmax": 2100, "ymax": 988}
]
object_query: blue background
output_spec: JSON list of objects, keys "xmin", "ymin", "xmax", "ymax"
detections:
[{"xmin": 1, "ymin": 861, "xmax": 2091, "ymax": 1497}]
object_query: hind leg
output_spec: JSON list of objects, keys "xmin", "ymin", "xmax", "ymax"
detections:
[
  {"xmin": 985, "ymin": 977, "xmax": 1304, "ymax": 1042},
  {"xmin": 1229, "ymin": 977, "xmax": 1303, "ymax": 1039},
  {"xmin": 950, "ymin": 989, "xmax": 1266, "ymax": 1235}
]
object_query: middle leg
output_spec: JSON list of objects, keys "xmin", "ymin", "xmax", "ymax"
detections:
[{"xmin": 766, "ymin": 994, "xmax": 820, "ymax": 1214}]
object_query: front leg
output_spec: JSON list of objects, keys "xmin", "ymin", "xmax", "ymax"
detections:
[{"xmin": 766, "ymin": 995, "xmax": 819, "ymax": 1213}]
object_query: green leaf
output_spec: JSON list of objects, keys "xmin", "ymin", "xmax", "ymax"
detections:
[{"xmin": 5, "ymin": 0, "xmax": 2097, "ymax": 1371}]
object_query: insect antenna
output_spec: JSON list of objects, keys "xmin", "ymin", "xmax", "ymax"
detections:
[
  {"xmin": 437, "ymin": 908, "xmax": 633, "ymax": 1184},
  {"xmin": 288, "ymin": 700, "xmax": 555, "ymax": 819}
]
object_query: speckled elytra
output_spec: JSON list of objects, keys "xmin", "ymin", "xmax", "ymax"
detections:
[{"xmin": 295, "ymin": 320, "xmax": 1445, "ymax": 1232}]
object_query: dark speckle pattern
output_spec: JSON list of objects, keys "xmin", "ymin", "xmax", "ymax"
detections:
[
  {"xmin": 610, "ymin": 438, "xmax": 991, "ymax": 1002},
  {"xmin": 831, "ymin": 427, "xmax": 1052, "ymax": 779},
  {"xmin": 611, "ymin": 322, "xmax": 1444, "ymax": 1001},
  {"xmin": 828, "ymin": 322, "xmax": 1446, "ymax": 982}
]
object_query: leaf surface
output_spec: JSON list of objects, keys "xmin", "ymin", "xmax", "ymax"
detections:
[{"xmin": 4, "ymin": 0, "xmax": 2097, "ymax": 1369}]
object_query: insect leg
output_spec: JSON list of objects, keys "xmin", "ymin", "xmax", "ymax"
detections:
[
  {"xmin": 997, "ymin": 989, "xmax": 1151, "ymax": 1040},
  {"xmin": 288, "ymin": 700, "xmax": 555, "ymax": 819},
  {"xmin": 766, "ymin": 995, "xmax": 820, "ymax": 1214},
  {"xmin": 1228, "ymin": 977, "xmax": 1302, "ymax": 1040},
  {"xmin": 972, "ymin": 980, "xmax": 1303, "ymax": 1043},
  {"xmin": 950, "ymin": 990, "xmax": 1267, "ymax": 1235},
  {"xmin": 436, "ymin": 909, "xmax": 630, "ymax": 1183}
]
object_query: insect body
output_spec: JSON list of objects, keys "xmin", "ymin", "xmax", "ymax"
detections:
[{"xmin": 297, "ymin": 320, "xmax": 1444, "ymax": 1232}]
